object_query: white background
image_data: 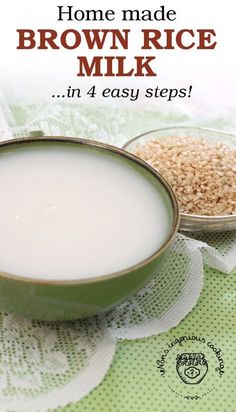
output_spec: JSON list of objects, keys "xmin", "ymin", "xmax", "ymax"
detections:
[{"xmin": 0, "ymin": 0, "xmax": 235, "ymax": 111}]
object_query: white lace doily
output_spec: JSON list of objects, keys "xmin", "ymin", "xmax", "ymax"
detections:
[{"xmin": 0, "ymin": 97, "xmax": 235, "ymax": 412}]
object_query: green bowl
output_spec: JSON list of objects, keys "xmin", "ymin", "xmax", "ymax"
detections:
[{"xmin": 0, "ymin": 137, "xmax": 179, "ymax": 321}]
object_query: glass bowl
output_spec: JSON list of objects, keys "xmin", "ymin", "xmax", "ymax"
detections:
[{"xmin": 123, "ymin": 127, "xmax": 236, "ymax": 232}]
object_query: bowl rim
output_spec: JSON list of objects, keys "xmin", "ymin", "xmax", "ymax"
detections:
[
  {"xmin": 0, "ymin": 136, "xmax": 180, "ymax": 285},
  {"xmin": 122, "ymin": 126, "xmax": 236, "ymax": 220}
]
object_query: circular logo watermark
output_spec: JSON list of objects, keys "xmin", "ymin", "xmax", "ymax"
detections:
[{"xmin": 156, "ymin": 335, "xmax": 225, "ymax": 399}]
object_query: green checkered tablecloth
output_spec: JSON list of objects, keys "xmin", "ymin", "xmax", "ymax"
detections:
[
  {"xmin": 0, "ymin": 97, "xmax": 235, "ymax": 412},
  {"xmin": 56, "ymin": 266, "xmax": 236, "ymax": 412}
]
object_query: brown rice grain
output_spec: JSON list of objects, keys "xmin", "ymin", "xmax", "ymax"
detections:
[{"xmin": 134, "ymin": 136, "xmax": 236, "ymax": 216}]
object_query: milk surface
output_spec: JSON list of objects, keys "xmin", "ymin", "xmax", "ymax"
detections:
[{"xmin": 0, "ymin": 143, "xmax": 170, "ymax": 280}]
